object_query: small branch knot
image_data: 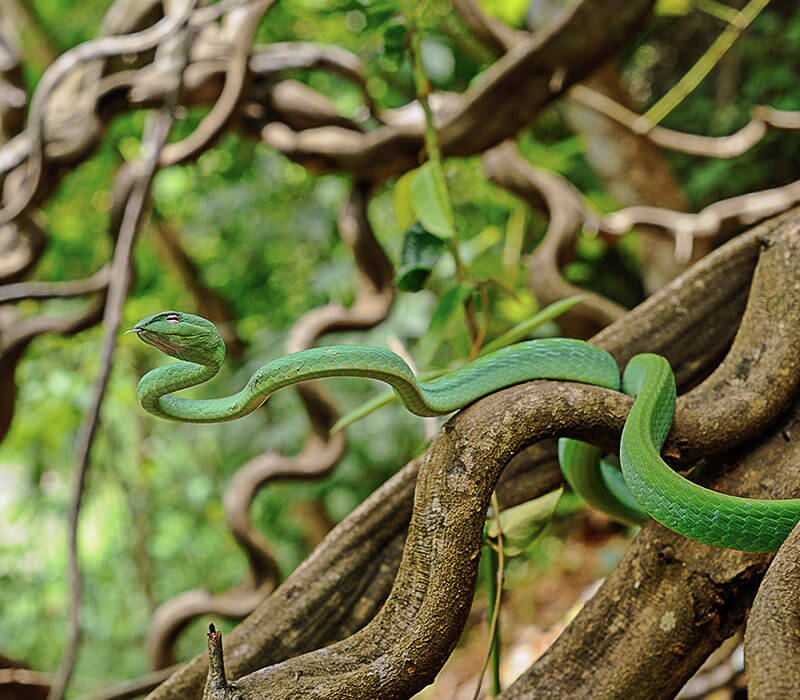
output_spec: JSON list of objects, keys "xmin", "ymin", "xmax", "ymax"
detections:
[{"xmin": 203, "ymin": 623, "xmax": 241, "ymax": 700}]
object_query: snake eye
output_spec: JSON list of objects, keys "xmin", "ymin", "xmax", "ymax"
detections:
[{"xmin": 165, "ymin": 313, "xmax": 180, "ymax": 324}]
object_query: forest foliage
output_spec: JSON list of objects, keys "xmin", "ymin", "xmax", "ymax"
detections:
[{"xmin": 2, "ymin": 0, "xmax": 800, "ymax": 691}]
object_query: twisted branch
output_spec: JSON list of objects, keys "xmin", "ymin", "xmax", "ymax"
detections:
[
  {"xmin": 486, "ymin": 140, "xmax": 800, "ymax": 313},
  {"xmin": 0, "ymin": 0, "xmax": 196, "ymax": 226},
  {"xmin": 261, "ymin": 0, "xmax": 655, "ymax": 176},
  {"xmin": 6, "ymin": 0, "xmax": 800, "ymax": 696}
]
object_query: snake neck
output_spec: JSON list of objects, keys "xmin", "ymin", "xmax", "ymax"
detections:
[{"xmin": 137, "ymin": 360, "xmax": 220, "ymax": 418}]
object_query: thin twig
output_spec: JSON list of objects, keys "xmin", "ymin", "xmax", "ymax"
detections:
[
  {"xmin": 203, "ymin": 624, "xmax": 235, "ymax": 700},
  {"xmin": 473, "ymin": 492, "xmax": 505, "ymax": 700},
  {"xmin": 469, "ymin": 282, "xmax": 490, "ymax": 361},
  {"xmin": 0, "ymin": 266, "xmax": 109, "ymax": 303},
  {"xmin": 0, "ymin": 0, "xmax": 195, "ymax": 226},
  {"xmin": 46, "ymin": 105, "xmax": 176, "ymax": 700}
]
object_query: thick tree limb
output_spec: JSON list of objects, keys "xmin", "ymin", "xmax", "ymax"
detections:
[
  {"xmin": 745, "ymin": 520, "xmax": 800, "ymax": 699},
  {"xmin": 191, "ymin": 194, "xmax": 800, "ymax": 700},
  {"xmin": 501, "ymin": 403, "xmax": 797, "ymax": 698},
  {"xmin": 502, "ymin": 215, "xmax": 800, "ymax": 697},
  {"xmin": 9, "ymin": 1, "xmax": 800, "ymax": 696}
]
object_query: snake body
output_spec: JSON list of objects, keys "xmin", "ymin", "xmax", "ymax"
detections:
[
  {"xmin": 620, "ymin": 354, "xmax": 800, "ymax": 551},
  {"xmin": 133, "ymin": 311, "xmax": 800, "ymax": 552}
]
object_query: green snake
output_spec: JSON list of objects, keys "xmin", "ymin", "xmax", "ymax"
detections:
[{"xmin": 132, "ymin": 311, "xmax": 800, "ymax": 552}]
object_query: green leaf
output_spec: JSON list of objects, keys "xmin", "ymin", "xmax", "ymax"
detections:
[
  {"xmin": 396, "ymin": 223, "xmax": 445, "ymax": 292},
  {"xmin": 330, "ymin": 391, "xmax": 396, "ymax": 433},
  {"xmin": 411, "ymin": 163, "xmax": 455, "ymax": 238},
  {"xmin": 502, "ymin": 205, "xmax": 526, "ymax": 268},
  {"xmin": 486, "ymin": 488, "xmax": 563, "ymax": 557},
  {"xmin": 417, "ymin": 283, "xmax": 472, "ymax": 366},
  {"xmin": 393, "ymin": 170, "xmax": 418, "ymax": 231},
  {"xmin": 478, "ymin": 0, "xmax": 530, "ymax": 27}
]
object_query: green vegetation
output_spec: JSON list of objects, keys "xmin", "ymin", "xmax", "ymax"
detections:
[{"xmin": 3, "ymin": 0, "xmax": 800, "ymax": 693}]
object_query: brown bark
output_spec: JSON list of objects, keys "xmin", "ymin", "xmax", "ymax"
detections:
[
  {"xmin": 462, "ymin": 0, "xmax": 699, "ymax": 294},
  {"xmin": 524, "ymin": 0, "xmax": 700, "ymax": 293},
  {"xmin": 262, "ymin": 0, "xmax": 655, "ymax": 177},
  {"xmin": 745, "ymin": 519, "xmax": 800, "ymax": 699},
  {"xmin": 0, "ymin": 653, "xmax": 49, "ymax": 699},
  {"xmin": 503, "ymin": 409, "xmax": 798, "ymax": 698},
  {"xmin": 209, "ymin": 209, "xmax": 799, "ymax": 698},
  {"xmin": 7, "ymin": 1, "xmax": 800, "ymax": 696}
]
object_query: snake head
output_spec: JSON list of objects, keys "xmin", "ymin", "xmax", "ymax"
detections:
[{"xmin": 130, "ymin": 311, "xmax": 225, "ymax": 367}]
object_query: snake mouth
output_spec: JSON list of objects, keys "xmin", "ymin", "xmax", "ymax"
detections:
[
  {"xmin": 135, "ymin": 329, "xmax": 182, "ymax": 355},
  {"xmin": 133, "ymin": 327, "xmax": 208, "ymax": 356}
]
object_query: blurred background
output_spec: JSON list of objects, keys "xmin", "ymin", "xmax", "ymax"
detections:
[{"xmin": 1, "ymin": 0, "xmax": 798, "ymax": 696}]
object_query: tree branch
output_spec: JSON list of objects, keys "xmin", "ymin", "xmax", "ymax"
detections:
[
  {"xmin": 744, "ymin": 520, "xmax": 800, "ymax": 697},
  {"xmin": 47, "ymin": 94, "xmax": 178, "ymax": 700}
]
